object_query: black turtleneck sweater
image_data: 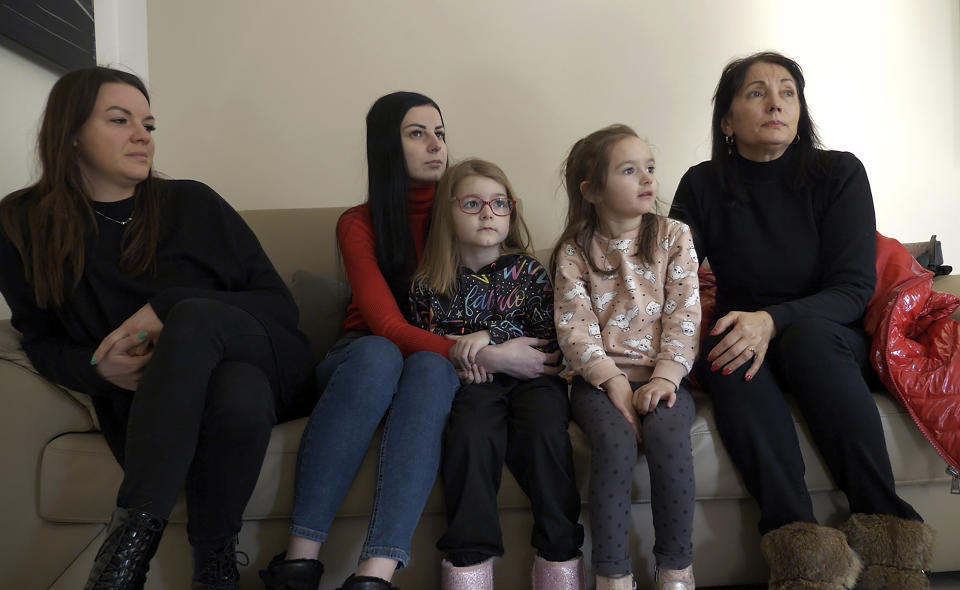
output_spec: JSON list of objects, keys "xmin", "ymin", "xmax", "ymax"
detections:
[
  {"xmin": 669, "ymin": 147, "xmax": 877, "ymax": 331},
  {"xmin": 0, "ymin": 180, "xmax": 314, "ymax": 421}
]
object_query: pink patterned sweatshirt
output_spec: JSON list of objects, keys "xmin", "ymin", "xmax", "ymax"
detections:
[{"xmin": 554, "ymin": 217, "xmax": 701, "ymax": 390}]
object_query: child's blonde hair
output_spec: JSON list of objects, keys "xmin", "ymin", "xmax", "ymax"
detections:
[
  {"xmin": 550, "ymin": 124, "xmax": 664, "ymax": 276},
  {"xmin": 417, "ymin": 158, "xmax": 533, "ymax": 297}
]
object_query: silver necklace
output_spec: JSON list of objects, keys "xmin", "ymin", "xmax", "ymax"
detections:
[{"xmin": 94, "ymin": 209, "xmax": 133, "ymax": 225}]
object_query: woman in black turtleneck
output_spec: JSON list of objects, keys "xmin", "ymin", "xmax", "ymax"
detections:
[
  {"xmin": 0, "ymin": 67, "xmax": 314, "ymax": 590},
  {"xmin": 670, "ymin": 52, "xmax": 933, "ymax": 590}
]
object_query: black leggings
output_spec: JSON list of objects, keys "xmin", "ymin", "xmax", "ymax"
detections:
[
  {"xmin": 437, "ymin": 375, "xmax": 583, "ymax": 565},
  {"xmin": 700, "ymin": 316, "xmax": 921, "ymax": 534},
  {"xmin": 116, "ymin": 298, "xmax": 280, "ymax": 544}
]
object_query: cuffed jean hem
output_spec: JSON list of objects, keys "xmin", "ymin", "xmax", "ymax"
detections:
[
  {"xmin": 289, "ymin": 523, "xmax": 329, "ymax": 544},
  {"xmin": 360, "ymin": 545, "xmax": 410, "ymax": 569}
]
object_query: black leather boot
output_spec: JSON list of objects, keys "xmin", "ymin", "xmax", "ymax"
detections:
[
  {"xmin": 192, "ymin": 535, "xmax": 248, "ymax": 589},
  {"xmin": 259, "ymin": 552, "xmax": 324, "ymax": 590},
  {"xmin": 337, "ymin": 574, "xmax": 399, "ymax": 590},
  {"xmin": 84, "ymin": 507, "xmax": 167, "ymax": 590}
]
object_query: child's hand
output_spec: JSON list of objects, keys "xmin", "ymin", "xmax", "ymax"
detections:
[
  {"xmin": 445, "ymin": 330, "xmax": 492, "ymax": 371},
  {"xmin": 632, "ymin": 377, "xmax": 677, "ymax": 415},
  {"xmin": 458, "ymin": 363, "xmax": 494, "ymax": 384},
  {"xmin": 603, "ymin": 374, "xmax": 642, "ymax": 445}
]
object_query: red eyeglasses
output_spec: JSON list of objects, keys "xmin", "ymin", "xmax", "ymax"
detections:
[{"xmin": 455, "ymin": 195, "xmax": 516, "ymax": 216}]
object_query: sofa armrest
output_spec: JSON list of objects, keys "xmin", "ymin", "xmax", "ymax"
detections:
[
  {"xmin": 0, "ymin": 320, "xmax": 99, "ymax": 502},
  {"xmin": 932, "ymin": 275, "xmax": 960, "ymax": 322}
]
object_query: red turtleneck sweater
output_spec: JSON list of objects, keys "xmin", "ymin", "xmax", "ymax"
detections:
[{"xmin": 337, "ymin": 184, "xmax": 454, "ymax": 358}]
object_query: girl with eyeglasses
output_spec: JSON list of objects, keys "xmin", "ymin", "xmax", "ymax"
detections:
[{"xmin": 409, "ymin": 159, "xmax": 584, "ymax": 589}]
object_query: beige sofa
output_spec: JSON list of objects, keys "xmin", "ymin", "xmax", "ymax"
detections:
[{"xmin": 1, "ymin": 206, "xmax": 958, "ymax": 590}]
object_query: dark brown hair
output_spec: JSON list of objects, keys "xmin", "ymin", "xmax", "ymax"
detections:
[
  {"xmin": 550, "ymin": 124, "xmax": 662, "ymax": 276},
  {"xmin": 0, "ymin": 67, "xmax": 163, "ymax": 308}
]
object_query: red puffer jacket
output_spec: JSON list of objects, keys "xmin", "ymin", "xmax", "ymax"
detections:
[
  {"xmin": 864, "ymin": 234, "xmax": 960, "ymax": 472},
  {"xmin": 695, "ymin": 234, "xmax": 960, "ymax": 472}
]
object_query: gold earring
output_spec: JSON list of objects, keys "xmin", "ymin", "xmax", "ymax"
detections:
[{"xmin": 725, "ymin": 135, "xmax": 735, "ymax": 155}]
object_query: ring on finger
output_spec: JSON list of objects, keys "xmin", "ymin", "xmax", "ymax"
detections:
[{"xmin": 746, "ymin": 345, "xmax": 756, "ymax": 356}]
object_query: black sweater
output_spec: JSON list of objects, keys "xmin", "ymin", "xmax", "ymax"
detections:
[
  {"xmin": 0, "ymin": 180, "xmax": 314, "ymax": 442},
  {"xmin": 669, "ymin": 147, "xmax": 877, "ymax": 331}
]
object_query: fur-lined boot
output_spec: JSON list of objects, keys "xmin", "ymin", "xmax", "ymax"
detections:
[
  {"xmin": 760, "ymin": 521, "xmax": 862, "ymax": 589},
  {"xmin": 839, "ymin": 513, "xmax": 935, "ymax": 590}
]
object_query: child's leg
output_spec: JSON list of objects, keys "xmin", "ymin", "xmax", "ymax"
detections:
[
  {"xmin": 504, "ymin": 375, "xmax": 583, "ymax": 561},
  {"xmin": 570, "ymin": 377, "xmax": 637, "ymax": 578},
  {"xmin": 437, "ymin": 378, "xmax": 511, "ymax": 566},
  {"xmin": 638, "ymin": 381, "xmax": 696, "ymax": 570}
]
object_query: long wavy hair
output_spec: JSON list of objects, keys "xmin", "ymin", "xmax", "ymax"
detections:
[
  {"xmin": 711, "ymin": 51, "xmax": 825, "ymax": 201},
  {"xmin": 416, "ymin": 158, "xmax": 532, "ymax": 297},
  {"xmin": 0, "ymin": 66, "xmax": 163, "ymax": 309},
  {"xmin": 361, "ymin": 91, "xmax": 445, "ymax": 305},
  {"xmin": 550, "ymin": 124, "xmax": 662, "ymax": 276}
]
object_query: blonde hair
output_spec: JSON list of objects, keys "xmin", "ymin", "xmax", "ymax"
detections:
[
  {"xmin": 550, "ymin": 124, "xmax": 663, "ymax": 276},
  {"xmin": 417, "ymin": 158, "xmax": 533, "ymax": 297}
]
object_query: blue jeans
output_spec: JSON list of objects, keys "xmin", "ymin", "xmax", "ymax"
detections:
[{"xmin": 290, "ymin": 335, "xmax": 458, "ymax": 567}]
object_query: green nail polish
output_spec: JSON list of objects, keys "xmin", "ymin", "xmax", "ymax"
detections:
[
  {"xmin": 90, "ymin": 356, "xmax": 98, "ymax": 366},
  {"xmin": 138, "ymin": 332, "xmax": 148, "ymax": 340}
]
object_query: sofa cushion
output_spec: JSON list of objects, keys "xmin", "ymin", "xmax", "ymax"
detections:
[
  {"xmin": 38, "ymin": 387, "xmax": 952, "ymax": 524},
  {"xmin": 291, "ymin": 271, "xmax": 351, "ymax": 362}
]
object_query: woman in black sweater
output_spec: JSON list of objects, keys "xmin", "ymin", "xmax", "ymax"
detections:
[
  {"xmin": 670, "ymin": 52, "xmax": 933, "ymax": 590},
  {"xmin": 0, "ymin": 67, "xmax": 314, "ymax": 590}
]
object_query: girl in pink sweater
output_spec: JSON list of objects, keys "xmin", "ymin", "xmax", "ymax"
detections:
[{"xmin": 551, "ymin": 124, "xmax": 701, "ymax": 590}]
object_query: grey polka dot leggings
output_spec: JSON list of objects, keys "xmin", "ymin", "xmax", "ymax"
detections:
[{"xmin": 570, "ymin": 376, "xmax": 696, "ymax": 576}]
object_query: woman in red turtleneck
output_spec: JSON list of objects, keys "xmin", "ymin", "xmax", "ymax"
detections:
[{"xmin": 260, "ymin": 93, "xmax": 559, "ymax": 590}]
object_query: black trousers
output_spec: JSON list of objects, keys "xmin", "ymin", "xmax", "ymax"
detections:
[
  {"xmin": 437, "ymin": 374, "xmax": 583, "ymax": 565},
  {"xmin": 116, "ymin": 299, "xmax": 281, "ymax": 544},
  {"xmin": 700, "ymin": 316, "xmax": 921, "ymax": 534}
]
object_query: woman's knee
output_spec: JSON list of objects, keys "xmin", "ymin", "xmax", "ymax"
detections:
[
  {"xmin": 163, "ymin": 298, "xmax": 236, "ymax": 337},
  {"xmin": 403, "ymin": 351, "xmax": 458, "ymax": 399},
  {"xmin": 204, "ymin": 362, "xmax": 276, "ymax": 438},
  {"xmin": 342, "ymin": 335, "xmax": 404, "ymax": 373}
]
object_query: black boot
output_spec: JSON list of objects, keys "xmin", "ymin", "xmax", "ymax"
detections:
[
  {"xmin": 192, "ymin": 535, "xmax": 248, "ymax": 589},
  {"xmin": 337, "ymin": 574, "xmax": 399, "ymax": 590},
  {"xmin": 84, "ymin": 507, "xmax": 167, "ymax": 590},
  {"xmin": 259, "ymin": 552, "xmax": 324, "ymax": 590}
]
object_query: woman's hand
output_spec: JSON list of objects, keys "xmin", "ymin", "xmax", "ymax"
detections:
[
  {"xmin": 707, "ymin": 310, "xmax": 775, "ymax": 381},
  {"xmin": 445, "ymin": 330, "xmax": 492, "ymax": 371},
  {"xmin": 632, "ymin": 377, "xmax": 677, "ymax": 415},
  {"xmin": 91, "ymin": 304, "xmax": 163, "ymax": 364},
  {"xmin": 94, "ymin": 336, "xmax": 153, "ymax": 391},
  {"xmin": 603, "ymin": 374, "xmax": 642, "ymax": 445},
  {"xmin": 474, "ymin": 337, "xmax": 562, "ymax": 380}
]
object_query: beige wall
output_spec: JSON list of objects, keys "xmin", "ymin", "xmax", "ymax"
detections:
[
  {"xmin": 3, "ymin": 1, "xmax": 959, "ymax": 320},
  {"xmin": 0, "ymin": 42, "xmax": 58, "ymax": 320},
  {"xmin": 146, "ymin": 0, "xmax": 960, "ymax": 263}
]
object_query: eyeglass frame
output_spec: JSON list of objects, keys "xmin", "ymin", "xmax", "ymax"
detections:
[{"xmin": 453, "ymin": 195, "xmax": 517, "ymax": 217}]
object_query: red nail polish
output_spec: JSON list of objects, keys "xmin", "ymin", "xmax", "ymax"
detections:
[
  {"xmin": 722, "ymin": 367, "xmax": 732, "ymax": 376},
  {"xmin": 746, "ymin": 374, "xmax": 753, "ymax": 382},
  {"xmin": 711, "ymin": 363, "xmax": 719, "ymax": 372}
]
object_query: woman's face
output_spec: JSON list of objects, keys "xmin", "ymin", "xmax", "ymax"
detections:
[
  {"xmin": 722, "ymin": 61, "xmax": 800, "ymax": 162},
  {"xmin": 400, "ymin": 105, "xmax": 446, "ymax": 184},
  {"xmin": 75, "ymin": 82, "xmax": 155, "ymax": 200}
]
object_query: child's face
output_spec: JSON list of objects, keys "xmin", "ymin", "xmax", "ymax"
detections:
[
  {"xmin": 451, "ymin": 175, "xmax": 512, "ymax": 252},
  {"xmin": 592, "ymin": 137, "xmax": 657, "ymax": 231}
]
